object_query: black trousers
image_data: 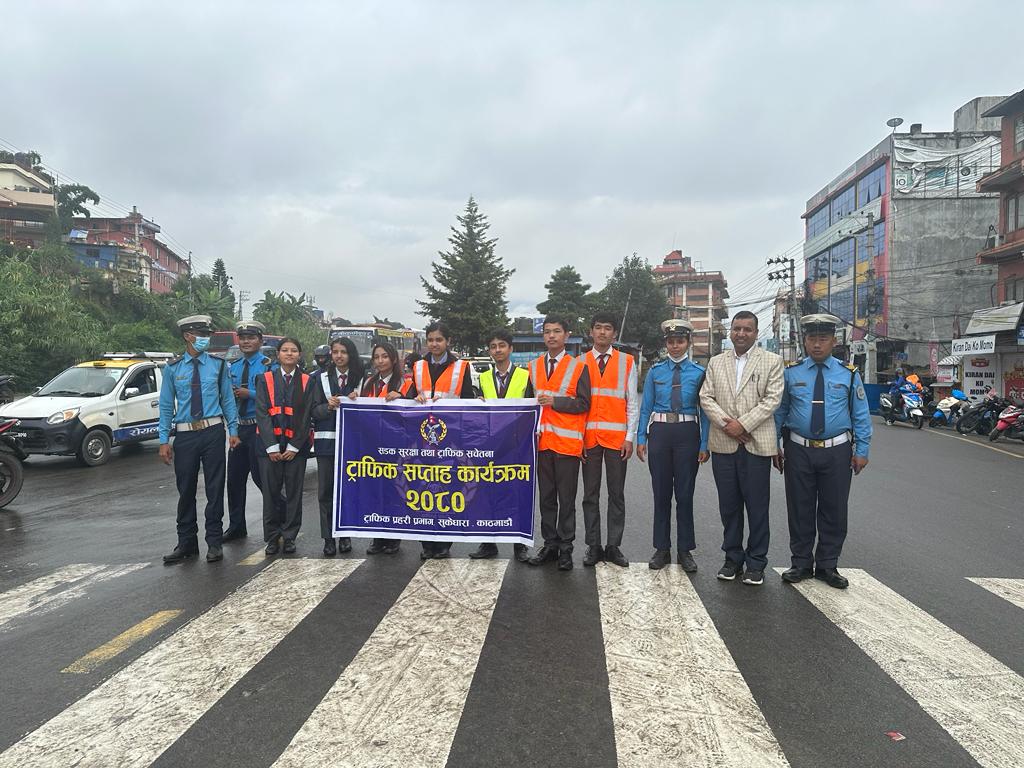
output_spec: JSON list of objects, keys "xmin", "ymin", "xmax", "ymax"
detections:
[
  {"xmin": 784, "ymin": 439, "xmax": 852, "ymax": 569},
  {"xmin": 581, "ymin": 444, "xmax": 627, "ymax": 547},
  {"xmin": 316, "ymin": 455, "xmax": 336, "ymax": 540},
  {"xmin": 711, "ymin": 447, "xmax": 772, "ymax": 570},
  {"xmin": 173, "ymin": 423, "xmax": 226, "ymax": 548},
  {"xmin": 226, "ymin": 423, "xmax": 264, "ymax": 534},
  {"xmin": 259, "ymin": 452, "xmax": 307, "ymax": 543},
  {"xmin": 537, "ymin": 449, "xmax": 580, "ymax": 551},
  {"xmin": 647, "ymin": 421, "xmax": 699, "ymax": 552}
]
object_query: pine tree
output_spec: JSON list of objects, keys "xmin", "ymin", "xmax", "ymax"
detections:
[
  {"xmin": 597, "ymin": 254, "xmax": 670, "ymax": 352},
  {"xmin": 211, "ymin": 259, "xmax": 232, "ymax": 296},
  {"xmin": 537, "ymin": 265, "xmax": 596, "ymax": 332},
  {"xmin": 418, "ymin": 197, "xmax": 513, "ymax": 354}
]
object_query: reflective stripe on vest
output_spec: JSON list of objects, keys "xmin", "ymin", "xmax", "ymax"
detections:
[
  {"xmin": 537, "ymin": 423, "xmax": 585, "ymax": 439},
  {"xmin": 414, "ymin": 358, "xmax": 466, "ymax": 398},
  {"xmin": 480, "ymin": 366, "xmax": 530, "ymax": 399},
  {"xmin": 584, "ymin": 349, "xmax": 632, "ymax": 450},
  {"xmin": 530, "ymin": 354, "xmax": 586, "ymax": 455},
  {"xmin": 263, "ymin": 371, "xmax": 309, "ymax": 440},
  {"xmin": 365, "ymin": 376, "xmax": 413, "ymax": 398}
]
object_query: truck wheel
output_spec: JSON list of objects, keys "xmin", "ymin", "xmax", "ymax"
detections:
[
  {"xmin": 76, "ymin": 429, "xmax": 112, "ymax": 467},
  {"xmin": 0, "ymin": 453, "xmax": 24, "ymax": 508}
]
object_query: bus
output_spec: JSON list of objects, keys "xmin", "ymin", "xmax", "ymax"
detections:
[{"xmin": 327, "ymin": 325, "xmax": 425, "ymax": 366}]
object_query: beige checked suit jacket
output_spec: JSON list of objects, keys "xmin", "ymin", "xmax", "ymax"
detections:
[{"xmin": 699, "ymin": 346, "xmax": 785, "ymax": 457}]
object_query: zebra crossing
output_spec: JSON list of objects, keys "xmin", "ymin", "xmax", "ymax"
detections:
[{"xmin": 0, "ymin": 557, "xmax": 1021, "ymax": 768}]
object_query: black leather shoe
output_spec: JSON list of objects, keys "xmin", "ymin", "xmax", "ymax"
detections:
[
  {"xmin": 604, "ymin": 545, "xmax": 629, "ymax": 567},
  {"xmin": 815, "ymin": 567, "xmax": 849, "ymax": 589},
  {"xmin": 557, "ymin": 549, "xmax": 574, "ymax": 570},
  {"xmin": 323, "ymin": 538, "xmax": 337, "ymax": 557},
  {"xmin": 206, "ymin": 545, "xmax": 223, "ymax": 563},
  {"xmin": 648, "ymin": 549, "xmax": 671, "ymax": 570},
  {"xmin": 337, "ymin": 537, "xmax": 352, "ymax": 553},
  {"xmin": 781, "ymin": 566, "xmax": 814, "ymax": 583},
  {"xmin": 432, "ymin": 548, "xmax": 451, "ymax": 559},
  {"xmin": 513, "ymin": 543, "xmax": 530, "ymax": 562},
  {"xmin": 222, "ymin": 528, "xmax": 247, "ymax": 542},
  {"xmin": 420, "ymin": 548, "xmax": 433, "ymax": 560},
  {"xmin": 282, "ymin": 539, "xmax": 297, "ymax": 554},
  {"xmin": 383, "ymin": 542, "xmax": 401, "ymax": 554},
  {"xmin": 582, "ymin": 545, "xmax": 603, "ymax": 567},
  {"xmin": 265, "ymin": 540, "xmax": 280, "ymax": 556},
  {"xmin": 679, "ymin": 551, "xmax": 698, "ymax": 573},
  {"xmin": 469, "ymin": 543, "xmax": 499, "ymax": 560},
  {"xmin": 717, "ymin": 559, "xmax": 744, "ymax": 581},
  {"xmin": 163, "ymin": 544, "xmax": 199, "ymax": 565},
  {"xmin": 528, "ymin": 545, "xmax": 559, "ymax": 566},
  {"xmin": 367, "ymin": 541, "xmax": 386, "ymax": 555}
]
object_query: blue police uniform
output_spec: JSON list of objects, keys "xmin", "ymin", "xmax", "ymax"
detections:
[
  {"xmin": 225, "ymin": 349, "xmax": 277, "ymax": 537},
  {"xmin": 638, "ymin": 347, "xmax": 710, "ymax": 559},
  {"xmin": 775, "ymin": 349, "xmax": 872, "ymax": 574},
  {"xmin": 159, "ymin": 347, "xmax": 239, "ymax": 552}
]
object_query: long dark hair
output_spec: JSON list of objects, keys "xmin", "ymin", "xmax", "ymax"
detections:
[
  {"xmin": 371, "ymin": 342, "xmax": 399, "ymax": 375},
  {"xmin": 330, "ymin": 336, "xmax": 365, "ymax": 384}
]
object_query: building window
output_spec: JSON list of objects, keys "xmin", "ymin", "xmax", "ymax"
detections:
[
  {"xmin": 855, "ymin": 219, "xmax": 886, "ymax": 262},
  {"xmin": 1015, "ymin": 114, "xmax": 1024, "ymax": 154},
  {"xmin": 830, "ymin": 185, "xmax": 856, "ymax": 223},
  {"xmin": 85, "ymin": 247, "xmax": 99, "ymax": 258},
  {"xmin": 1006, "ymin": 277, "xmax": 1024, "ymax": 303},
  {"xmin": 830, "ymin": 238, "xmax": 855, "ymax": 277},
  {"xmin": 856, "ymin": 165, "xmax": 886, "ymax": 207},
  {"xmin": 807, "ymin": 205, "xmax": 829, "ymax": 239},
  {"xmin": 1007, "ymin": 193, "xmax": 1021, "ymax": 232}
]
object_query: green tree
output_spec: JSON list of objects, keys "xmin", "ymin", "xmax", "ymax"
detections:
[
  {"xmin": 537, "ymin": 265, "xmax": 597, "ymax": 332},
  {"xmin": 417, "ymin": 197, "xmax": 513, "ymax": 354},
  {"xmin": 210, "ymin": 258, "xmax": 232, "ymax": 295},
  {"xmin": 596, "ymin": 254, "xmax": 670, "ymax": 352}
]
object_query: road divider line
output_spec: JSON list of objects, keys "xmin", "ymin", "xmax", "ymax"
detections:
[
  {"xmin": 0, "ymin": 563, "xmax": 148, "ymax": 630},
  {"xmin": 596, "ymin": 566, "xmax": 790, "ymax": 767},
  {"xmin": 778, "ymin": 568, "xmax": 1024, "ymax": 768},
  {"xmin": 967, "ymin": 578, "xmax": 1024, "ymax": 612},
  {"xmin": 0, "ymin": 559, "xmax": 362, "ymax": 768},
  {"xmin": 61, "ymin": 610, "xmax": 184, "ymax": 674},
  {"xmin": 924, "ymin": 428, "xmax": 1024, "ymax": 459},
  {"xmin": 273, "ymin": 558, "xmax": 507, "ymax": 768}
]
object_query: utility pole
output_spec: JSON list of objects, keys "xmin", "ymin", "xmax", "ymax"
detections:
[
  {"xmin": 187, "ymin": 251, "xmax": 194, "ymax": 311},
  {"xmin": 619, "ymin": 286, "xmax": 633, "ymax": 343},
  {"xmin": 237, "ymin": 290, "xmax": 250, "ymax": 321},
  {"xmin": 767, "ymin": 256, "xmax": 797, "ymax": 361}
]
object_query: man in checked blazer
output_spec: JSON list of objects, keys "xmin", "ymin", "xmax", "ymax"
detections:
[{"xmin": 699, "ymin": 310, "xmax": 784, "ymax": 586}]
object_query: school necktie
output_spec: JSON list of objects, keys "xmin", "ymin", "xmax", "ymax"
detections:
[
  {"xmin": 598, "ymin": 353, "xmax": 608, "ymax": 375},
  {"xmin": 811, "ymin": 363, "xmax": 826, "ymax": 436},
  {"xmin": 283, "ymin": 373, "xmax": 293, "ymax": 407},
  {"xmin": 496, "ymin": 370, "xmax": 508, "ymax": 398},
  {"xmin": 670, "ymin": 363, "xmax": 682, "ymax": 414},
  {"xmin": 338, "ymin": 372, "xmax": 347, "ymax": 392},
  {"xmin": 547, "ymin": 357, "xmax": 556, "ymax": 379},
  {"xmin": 190, "ymin": 359, "xmax": 203, "ymax": 420}
]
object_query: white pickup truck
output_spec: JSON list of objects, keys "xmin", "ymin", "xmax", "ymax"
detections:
[{"xmin": 0, "ymin": 352, "xmax": 175, "ymax": 466}]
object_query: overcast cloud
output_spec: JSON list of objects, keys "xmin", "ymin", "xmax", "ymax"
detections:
[{"xmin": 5, "ymin": 0, "xmax": 1020, "ymax": 327}]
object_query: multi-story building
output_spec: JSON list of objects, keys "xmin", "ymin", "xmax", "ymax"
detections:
[
  {"xmin": 801, "ymin": 96, "xmax": 1004, "ymax": 373},
  {"xmin": 653, "ymin": 250, "xmax": 729, "ymax": 363},
  {"xmin": 68, "ymin": 207, "xmax": 189, "ymax": 294},
  {"xmin": 0, "ymin": 161, "xmax": 54, "ymax": 249}
]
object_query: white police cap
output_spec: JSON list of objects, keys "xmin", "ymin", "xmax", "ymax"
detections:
[
  {"xmin": 661, "ymin": 319, "xmax": 693, "ymax": 338},
  {"xmin": 235, "ymin": 319, "xmax": 266, "ymax": 336},
  {"xmin": 177, "ymin": 315, "xmax": 213, "ymax": 333},
  {"xmin": 800, "ymin": 313, "xmax": 841, "ymax": 335}
]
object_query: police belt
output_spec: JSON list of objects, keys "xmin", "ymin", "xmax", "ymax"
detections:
[
  {"xmin": 789, "ymin": 431, "xmax": 851, "ymax": 449},
  {"xmin": 238, "ymin": 418, "xmax": 257, "ymax": 426},
  {"xmin": 175, "ymin": 416, "xmax": 224, "ymax": 432},
  {"xmin": 650, "ymin": 413, "xmax": 697, "ymax": 424}
]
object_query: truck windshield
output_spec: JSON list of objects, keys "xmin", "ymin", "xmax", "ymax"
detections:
[{"xmin": 36, "ymin": 367, "xmax": 126, "ymax": 397}]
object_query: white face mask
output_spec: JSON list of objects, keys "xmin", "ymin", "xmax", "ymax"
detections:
[{"xmin": 668, "ymin": 354, "xmax": 686, "ymax": 364}]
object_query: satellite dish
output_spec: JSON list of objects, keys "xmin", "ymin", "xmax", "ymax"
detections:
[{"xmin": 886, "ymin": 117, "xmax": 904, "ymax": 129}]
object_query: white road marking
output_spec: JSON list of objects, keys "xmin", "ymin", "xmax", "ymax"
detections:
[
  {"xmin": 925, "ymin": 428, "xmax": 1024, "ymax": 459},
  {"xmin": 595, "ymin": 566, "xmax": 790, "ymax": 767},
  {"xmin": 0, "ymin": 559, "xmax": 362, "ymax": 768},
  {"xmin": 273, "ymin": 558, "xmax": 507, "ymax": 768},
  {"xmin": 968, "ymin": 578, "xmax": 1024, "ymax": 612},
  {"xmin": 0, "ymin": 563, "xmax": 148, "ymax": 631},
  {"xmin": 779, "ymin": 568, "xmax": 1024, "ymax": 768}
]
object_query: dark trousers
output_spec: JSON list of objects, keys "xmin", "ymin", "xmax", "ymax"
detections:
[
  {"xmin": 647, "ymin": 421, "xmax": 699, "ymax": 552},
  {"xmin": 581, "ymin": 444, "xmax": 627, "ymax": 547},
  {"xmin": 537, "ymin": 449, "xmax": 580, "ymax": 551},
  {"xmin": 316, "ymin": 455, "xmax": 336, "ymax": 539},
  {"xmin": 784, "ymin": 439, "xmax": 852, "ymax": 569},
  {"xmin": 173, "ymin": 423, "xmax": 226, "ymax": 548},
  {"xmin": 259, "ymin": 453, "xmax": 307, "ymax": 543},
  {"xmin": 711, "ymin": 447, "xmax": 772, "ymax": 570},
  {"xmin": 226, "ymin": 423, "xmax": 263, "ymax": 534}
]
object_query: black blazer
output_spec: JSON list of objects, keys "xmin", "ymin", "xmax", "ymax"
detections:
[
  {"xmin": 255, "ymin": 369, "xmax": 315, "ymax": 454},
  {"xmin": 310, "ymin": 368, "xmax": 361, "ymax": 424}
]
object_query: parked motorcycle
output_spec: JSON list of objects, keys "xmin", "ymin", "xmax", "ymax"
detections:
[
  {"xmin": 957, "ymin": 391, "xmax": 1011, "ymax": 436},
  {"xmin": 880, "ymin": 385, "xmax": 925, "ymax": 429},
  {"xmin": 989, "ymin": 403, "xmax": 1024, "ymax": 442},
  {"xmin": 0, "ymin": 417, "xmax": 26, "ymax": 509},
  {"xmin": 929, "ymin": 389, "xmax": 969, "ymax": 428}
]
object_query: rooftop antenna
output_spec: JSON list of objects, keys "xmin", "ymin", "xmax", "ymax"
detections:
[{"xmin": 886, "ymin": 117, "xmax": 904, "ymax": 134}]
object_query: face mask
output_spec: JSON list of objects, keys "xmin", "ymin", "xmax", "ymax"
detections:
[{"xmin": 191, "ymin": 336, "xmax": 211, "ymax": 353}]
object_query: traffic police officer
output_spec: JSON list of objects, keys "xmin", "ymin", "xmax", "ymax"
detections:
[
  {"xmin": 159, "ymin": 315, "xmax": 241, "ymax": 564},
  {"xmin": 225, "ymin": 320, "xmax": 276, "ymax": 540},
  {"xmin": 636, "ymin": 320, "xmax": 710, "ymax": 571},
  {"xmin": 774, "ymin": 313, "xmax": 872, "ymax": 589}
]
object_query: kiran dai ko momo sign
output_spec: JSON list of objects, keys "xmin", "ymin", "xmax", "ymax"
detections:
[{"xmin": 334, "ymin": 399, "xmax": 540, "ymax": 544}]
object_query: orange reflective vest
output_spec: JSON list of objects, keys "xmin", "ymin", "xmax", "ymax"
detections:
[
  {"xmin": 364, "ymin": 375, "xmax": 413, "ymax": 398},
  {"xmin": 530, "ymin": 354, "xmax": 586, "ymax": 456},
  {"xmin": 413, "ymin": 358, "xmax": 468, "ymax": 398},
  {"xmin": 583, "ymin": 349, "xmax": 633, "ymax": 450},
  {"xmin": 263, "ymin": 370, "xmax": 310, "ymax": 441}
]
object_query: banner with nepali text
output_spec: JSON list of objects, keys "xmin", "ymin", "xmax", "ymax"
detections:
[{"xmin": 333, "ymin": 398, "xmax": 539, "ymax": 544}]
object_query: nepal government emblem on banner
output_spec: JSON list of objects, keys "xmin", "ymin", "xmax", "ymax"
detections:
[{"xmin": 420, "ymin": 414, "xmax": 447, "ymax": 446}]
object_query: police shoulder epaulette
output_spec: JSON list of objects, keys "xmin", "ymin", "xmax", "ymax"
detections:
[
  {"xmin": 843, "ymin": 363, "xmax": 858, "ymax": 372},
  {"xmin": 786, "ymin": 360, "xmax": 801, "ymax": 368},
  {"xmin": 167, "ymin": 355, "xmax": 184, "ymax": 367},
  {"xmin": 262, "ymin": 356, "xmax": 272, "ymax": 365}
]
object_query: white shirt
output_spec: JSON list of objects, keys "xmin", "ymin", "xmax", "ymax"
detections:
[
  {"xmin": 590, "ymin": 347, "xmax": 640, "ymax": 443},
  {"xmin": 733, "ymin": 350, "xmax": 750, "ymax": 390}
]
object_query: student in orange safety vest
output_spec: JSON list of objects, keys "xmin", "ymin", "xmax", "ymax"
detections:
[{"xmin": 527, "ymin": 315, "xmax": 591, "ymax": 571}]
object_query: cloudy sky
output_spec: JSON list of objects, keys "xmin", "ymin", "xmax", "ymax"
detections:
[{"xmin": 6, "ymin": 1, "xmax": 1019, "ymax": 329}]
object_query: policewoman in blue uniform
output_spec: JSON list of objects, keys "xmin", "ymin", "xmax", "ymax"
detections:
[
  {"xmin": 225, "ymin": 319, "xmax": 277, "ymax": 541},
  {"xmin": 774, "ymin": 313, "xmax": 872, "ymax": 590},
  {"xmin": 159, "ymin": 315, "xmax": 241, "ymax": 565},
  {"xmin": 636, "ymin": 320, "xmax": 710, "ymax": 571}
]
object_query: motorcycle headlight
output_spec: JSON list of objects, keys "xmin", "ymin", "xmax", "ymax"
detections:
[{"xmin": 47, "ymin": 407, "xmax": 80, "ymax": 425}]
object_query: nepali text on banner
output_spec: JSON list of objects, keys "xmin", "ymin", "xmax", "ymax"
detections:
[{"xmin": 333, "ymin": 398, "xmax": 540, "ymax": 544}]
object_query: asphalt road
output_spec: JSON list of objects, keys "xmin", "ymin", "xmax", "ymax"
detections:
[{"xmin": 0, "ymin": 418, "xmax": 1021, "ymax": 768}]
